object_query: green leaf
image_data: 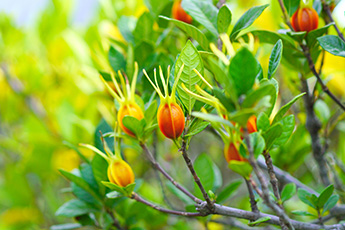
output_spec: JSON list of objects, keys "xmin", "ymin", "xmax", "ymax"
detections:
[
  {"xmin": 272, "ymin": 93, "xmax": 305, "ymax": 124},
  {"xmin": 106, "ymin": 191, "xmax": 122, "ymax": 199},
  {"xmin": 91, "ymin": 154, "xmax": 108, "ymax": 196},
  {"xmin": 212, "ymin": 162, "xmax": 223, "ymax": 191},
  {"xmin": 257, "ymin": 112, "xmax": 270, "ymax": 132},
  {"xmin": 230, "ymin": 4, "xmax": 269, "ymax": 41},
  {"xmin": 175, "ymin": 40, "xmax": 204, "ymax": 114},
  {"xmin": 55, "ymin": 199, "xmax": 99, "ymax": 217},
  {"xmin": 230, "ymin": 48, "xmax": 260, "ymax": 96},
  {"xmin": 297, "ymin": 189, "xmax": 317, "ymax": 209},
  {"xmin": 292, "ymin": 210, "xmax": 316, "ymax": 217},
  {"xmin": 213, "ymin": 87, "xmax": 236, "ymax": 112},
  {"xmin": 63, "ymin": 141, "xmax": 90, "ymax": 163},
  {"xmin": 51, "ymin": 224, "xmax": 82, "ymax": 230},
  {"xmin": 314, "ymin": 100, "xmax": 330, "ymax": 124},
  {"xmin": 281, "ymin": 183, "xmax": 296, "ymax": 203},
  {"xmin": 317, "ymin": 35, "xmax": 345, "ymax": 57},
  {"xmin": 194, "ymin": 153, "xmax": 215, "ymax": 198},
  {"xmin": 124, "ymin": 183, "xmax": 136, "ymax": 196},
  {"xmin": 181, "ymin": 0, "xmax": 219, "ymax": 36},
  {"xmin": 287, "ymin": 31, "xmax": 306, "ymax": 43},
  {"xmin": 118, "ymin": 16, "xmax": 136, "ymax": 43},
  {"xmin": 228, "ymin": 161, "xmax": 253, "ymax": 179},
  {"xmin": 159, "ymin": 16, "xmax": 209, "ymax": 50},
  {"xmin": 322, "ymin": 194, "xmax": 339, "ymax": 214},
  {"xmin": 144, "ymin": 100, "xmax": 158, "ymax": 124},
  {"xmin": 145, "ymin": 0, "xmax": 170, "ymax": 18},
  {"xmin": 80, "ymin": 163, "xmax": 99, "ymax": 192},
  {"xmin": 94, "ymin": 119, "xmax": 114, "ymax": 153},
  {"xmin": 166, "ymin": 182, "xmax": 195, "ymax": 205},
  {"xmin": 216, "ymin": 180, "xmax": 242, "ymax": 204},
  {"xmin": 268, "ymin": 39, "xmax": 283, "ymax": 79},
  {"xmin": 307, "ymin": 23, "xmax": 334, "ymax": 47},
  {"xmin": 108, "ymin": 46, "xmax": 126, "ymax": 72},
  {"xmin": 283, "ymin": 0, "xmax": 300, "ymax": 17},
  {"xmin": 248, "ymin": 216, "xmax": 271, "ymax": 226},
  {"xmin": 246, "ymin": 132, "xmax": 266, "ymax": 158},
  {"xmin": 228, "ymin": 109, "xmax": 256, "ymax": 127},
  {"xmin": 59, "ymin": 169, "xmax": 100, "ymax": 201},
  {"xmin": 273, "ymin": 115, "xmax": 295, "ymax": 147},
  {"xmin": 133, "ymin": 12, "xmax": 154, "ymax": 43},
  {"xmin": 185, "ymin": 121, "xmax": 210, "ymax": 137},
  {"xmin": 122, "ymin": 116, "xmax": 145, "ymax": 138},
  {"xmin": 192, "ymin": 112, "xmax": 234, "ymax": 128},
  {"xmin": 262, "ymin": 123, "xmax": 283, "ymax": 150},
  {"xmin": 217, "ymin": 4, "xmax": 232, "ymax": 34},
  {"xmin": 242, "ymin": 82, "xmax": 276, "ymax": 114},
  {"xmin": 102, "ymin": 181, "xmax": 126, "ymax": 195},
  {"xmin": 318, "ymin": 184, "xmax": 334, "ymax": 209}
]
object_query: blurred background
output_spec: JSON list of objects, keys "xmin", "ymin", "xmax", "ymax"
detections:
[{"xmin": 0, "ymin": 0, "xmax": 344, "ymax": 229}]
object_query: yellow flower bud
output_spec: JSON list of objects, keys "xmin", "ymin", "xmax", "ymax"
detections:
[{"xmin": 107, "ymin": 160, "xmax": 135, "ymax": 187}]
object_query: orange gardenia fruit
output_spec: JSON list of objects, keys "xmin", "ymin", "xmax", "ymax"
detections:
[
  {"xmin": 107, "ymin": 160, "xmax": 135, "ymax": 187},
  {"xmin": 157, "ymin": 102, "xmax": 185, "ymax": 139},
  {"xmin": 291, "ymin": 7, "xmax": 319, "ymax": 32},
  {"xmin": 224, "ymin": 142, "xmax": 248, "ymax": 163},
  {"xmin": 172, "ymin": 0, "xmax": 192, "ymax": 24},
  {"xmin": 247, "ymin": 115, "xmax": 257, "ymax": 134},
  {"xmin": 117, "ymin": 103, "xmax": 144, "ymax": 137}
]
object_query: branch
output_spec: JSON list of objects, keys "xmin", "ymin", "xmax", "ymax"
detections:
[
  {"xmin": 263, "ymin": 151, "xmax": 283, "ymax": 205},
  {"xmin": 131, "ymin": 192, "xmax": 205, "ymax": 217},
  {"xmin": 244, "ymin": 178, "xmax": 259, "ymax": 213},
  {"xmin": 321, "ymin": 0, "xmax": 345, "ymax": 42},
  {"xmin": 140, "ymin": 142, "xmax": 201, "ymax": 203},
  {"xmin": 245, "ymin": 136, "xmax": 293, "ymax": 229},
  {"xmin": 180, "ymin": 115, "xmax": 214, "ymax": 211}
]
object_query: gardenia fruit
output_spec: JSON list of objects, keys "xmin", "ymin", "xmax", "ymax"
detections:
[
  {"xmin": 291, "ymin": 7, "xmax": 319, "ymax": 32},
  {"xmin": 107, "ymin": 159, "xmax": 135, "ymax": 187},
  {"xmin": 172, "ymin": 0, "xmax": 192, "ymax": 24}
]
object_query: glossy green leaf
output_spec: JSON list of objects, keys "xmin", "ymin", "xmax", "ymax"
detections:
[
  {"xmin": 122, "ymin": 116, "xmax": 145, "ymax": 138},
  {"xmin": 273, "ymin": 115, "xmax": 295, "ymax": 147},
  {"xmin": 213, "ymin": 87, "xmax": 236, "ymax": 112},
  {"xmin": 133, "ymin": 12, "xmax": 154, "ymax": 43},
  {"xmin": 229, "ymin": 48, "xmax": 260, "ymax": 96},
  {"xmin": 230, "ymin": 4, "xmax": 269, "ymax": 41},
  {"xmin": 272, "ymin": 93, "xmax": 305, "ymax": 124},
  {"xmin": 55, "ymin": 199, "xmax": 99, "ymax": 217},
  {"xmin": 322, "ymin": 194, "xmax": 339, "ymax": 214},
  {"xmin": 317, "ymin": 35, "xmax": 345, "ymax": 57},
  {"xmin": 59, "ymin": 169, "xmax": 101, "ymax": 201},
  {"xmin": 194, "ymin": 153, "xmax": 215, "ymax": 198},
  {"xmin": 297, "ymin": 189, "xmax": 316, "ymax": 209},
  {"xmin": 281, "ymin": 183, "xmax": 296, "ymax": 203},
  {"xmin": 108, "ymin": 46, "xmax": 126, "ymax": 72},
  {"xmin": 51, "ymin": 224, "xmax": 82, "ymax": 230},
  {"xmin": 287, "ymin": 31, "xmax": 306, "ymax": 43},
  {"xmin": 192, "ymin": 112, "xmax": 234, "ymax": 128},
  {"xmin": 283, "ymin": 0, "xmax": 300, "ymax": 17},
  {"xmin": 217, "ymin": 4, "xmax": 232, "ymax": 34},
  {"xmin": 318, "ymin": 184, "xmax": 334, "ymax": 209},
  {"xmin": 307, "ymin": 23, "xmax": 334, "ymax": 47},
  {"xmin": 181, "ymin": 0, "xmax": 219, "ymax": 36},
  {"xmin": 175, "ymin": 40, "xmax": 204, "ymax": 113},
  {"xmin": 245, "ymin": 132, "xmax": 266, "ymax": 158},
  {"xmin": 216, "ymin": 180, "xmax": 242, "ymax": 204},
  {"xmin": 166, "ymin": 182, "xmax": 195, "ymax": 205},
  {"xmin": 242, "ymin": 82, "xmax": 276, "ymax": 114},
  {"xmin": 262, "ymin": 123, "xmax": 283, "ymax": 150},
  {"xmin": 185, "ymin": 121, "xmax": 210, "ymax": 137},
  {"xmin": 159, "ymin": 16, "xmax": 209, "ymax": 50},
  {"xmin": 144, "ymin": 100, "xmax": 158, "ymax": 124},
  {"xmin": 228, "ymin": 161, "xmax": 253, "ymax": 179},
  {"xmin": 268, "ymin": 39, "xmax": 283, "ymax": 79},
  {"xmin": 257, "ymin": 112, "xmax": 270, "ymax": 132}
]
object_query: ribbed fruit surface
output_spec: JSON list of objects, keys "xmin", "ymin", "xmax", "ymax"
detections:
[
  {"xmin": 157, "ymin": 102, "xmax": 185, "ymax": 139},
  {"xmin": 107, "ymin": 160, "xmax": 135, "ymax": 187}
]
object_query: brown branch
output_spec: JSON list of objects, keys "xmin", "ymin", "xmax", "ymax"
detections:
[
  {"xmin": 263, "ymin": 151, "xmax": 283, "ymax": 206},
  {"xmin": 131, "ymin": 192, "xmax": 205, "ymax": 217},
  {"xmin": 245, "ymin": 136, "xmax": 293, "ymax": 230},
  {"xmin": 244, "ymin": 178, "xmax": 259, "ymax": 213},
  {"xmin": 180, "ymin": 115, "xmax": 214, "ymax": 211},
  {"xmin": 140, "ymin": 142, "xmax": 201, "ymax": 203}
]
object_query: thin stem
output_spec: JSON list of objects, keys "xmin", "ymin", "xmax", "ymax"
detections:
[
  {"xmin": 131, "ymin": 192, "xmax": 205, "ymax": 217},
  {"xmin": 321, "ymin": 0, "xmax": 345, "ymax": 42},
  {"xmin": 263, "ymin": 151, "xmax": 283, "ymax": 206},
  {"xmin": 245, "ymin": 135, "xmax": 293, "ymax": 230},
  {"xmin": 140, "ymin": 142, "xmax": 201, "ymax": 203},
  {"xmin": 244, "ymin": 178, "xmax": 259, "ymax": 213},
  {"xmin": 106, "ymin": 208, "xmax": 124, "ymax": 230},
  {"xmin": 180, "ymin": 115, "xmax": 214, "ymax": 211}
]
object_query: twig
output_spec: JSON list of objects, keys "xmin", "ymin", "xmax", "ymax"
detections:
[
  {"xmin": 245, "ymin": 136, "xmax": 293, "ymax": 230},
  {"xmin": 131, "ymin": 192, "xmax": 205, "ymax": 217},
  {"xmin": 244, "ymin": 178, "xmax": 259, "ymax": 213},
  {"xmin": 257, "ymin": 158, "xmax": 317, "ymax": 194},
  {"xmin": 263, "ymin": 151, "xmax": 283, "ymax": 206},
  {"xmin": 106, "ymin": 208, "xmax": 124, "ymax": 230},
  {"xmin": 140, "ymin": 142, "xmax": 201, "ymax": 203},
  {"xmin": 321, "ymin": 0, "xmax": 345, "ymax": 42},
  {"xmin": 180, "ymin": 115, "xmax": 214, "ymax": 211}
]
